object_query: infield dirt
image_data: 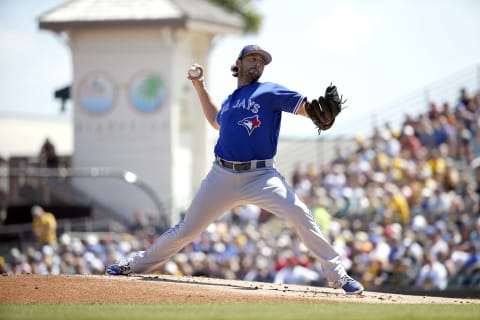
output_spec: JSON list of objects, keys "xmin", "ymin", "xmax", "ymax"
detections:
[{"xmin": 1, "ymin": 274, "xmax": 479, "ymax": 304}]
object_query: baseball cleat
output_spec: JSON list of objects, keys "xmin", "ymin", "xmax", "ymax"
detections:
[
  {"xmin": 105, "ymin": 260, "xmax": 132, "ymax": 276},
  {"xmin": 330, "ymin": 275, "xmax": 364, "ymax": 295}
]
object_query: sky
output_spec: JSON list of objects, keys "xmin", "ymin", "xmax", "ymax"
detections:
[{"xmin": 1, "ymin": 0, "xmax": 480, "ymax": 138}]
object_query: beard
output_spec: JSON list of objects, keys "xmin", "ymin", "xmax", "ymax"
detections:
[{"xmin": 245, "ymin": 67, "xmax": 262, "ymax": 82}]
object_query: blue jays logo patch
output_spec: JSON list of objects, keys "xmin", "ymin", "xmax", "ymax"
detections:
[{"xmin": 238, "ymin": 115, "xmax": 261, "ymax": 135}]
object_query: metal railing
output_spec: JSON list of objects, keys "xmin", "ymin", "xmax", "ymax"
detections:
[{"xmin": 0, "ymin": 160, "xmax": 170, "ymax": 240}]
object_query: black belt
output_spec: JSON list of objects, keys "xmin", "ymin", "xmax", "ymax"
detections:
[{"xmin": 216, "ymin": 158, "xmax": 267, "ymax": 172}]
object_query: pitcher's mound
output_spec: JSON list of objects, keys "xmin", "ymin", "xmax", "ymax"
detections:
[{"xmin": 0, "ymin": 274, "xmax": 478, "ymax": 304}]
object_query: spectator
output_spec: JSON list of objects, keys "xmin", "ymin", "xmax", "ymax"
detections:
[
  {"xmin": 38, "ymin": 138, "xmax": 59, "ymax": 168},
  {"xmin": 312, "ymin": 196, "xmax": 332, "ymax": 235},
  {"xmin": 399, "ymin": 125, "xmax": 421, "ymax": 157},
  {"xmin": 459, "ymin": 242, "xmax": 480, "ymax": 285},
  {"xmin": 457, "ymin": 122, "xmax": 475, "ymax": 162},
  {"xmin": 129, "ymin": 210, "xmax": 146, "ymax": 237},
  {"xmin": 31, "ymin": 205, "xmax": 58, "ymax": 248},
  {"xmin": 387, "ymin": 257, "xmax": 415, "ymax": 287},
  {"xmin": 10, "ymin": 248, "xmax": 32, "ymax": 274},
  {"xmin": 273, "ymin": 252, "xmax": 320, "ymax": 285},
  {"xmin": 415, "ymin": 254, "xmax": 448, "ymax": 290},
  {"xmin": 0, "ymin": 256, "xmax": 9, "ymax": 274},
  {"xmin": 416, "ymin": 114, "xmax": 435, "ymax": 148},
  {"xmin": 427, "ymin": 101, "xmax": 440, "ymax": 121},
  {"xmin": 432, "ymin": 118, "xmax": 449, "ymax": 147},
  {"xmin": 291, "ymin": 162, "xmax": 303, "ymax": 187},
  {"xmin": 384, "ymin": 183, "xmax": 410, "ymax": 226},
  {"xmin": 458, "ymin": 87, "xmax": 471, "ymax": 108}
]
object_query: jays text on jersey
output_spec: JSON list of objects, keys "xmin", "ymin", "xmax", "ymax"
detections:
[{"xmin": 214, "ymin": 82, "xmax": 304, "ymax": 162}]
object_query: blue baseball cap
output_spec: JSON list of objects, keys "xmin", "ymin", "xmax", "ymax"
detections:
[{"xmin": 237, "ymin": 45, "xmax": 272, "ymax": 65}]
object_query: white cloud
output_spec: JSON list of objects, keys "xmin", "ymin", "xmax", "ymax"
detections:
[{"xmin": 305, "ymin": 3, "xmax": 375, "ymax": 54}]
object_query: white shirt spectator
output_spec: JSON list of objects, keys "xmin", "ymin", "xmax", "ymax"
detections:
[
  {"xmin": 415, "ymin": 257, "xmax": 448, "ymax": 290},
  {"xmin": 274, "ymin": 265, "xmax": 320, "ymax": 285}
]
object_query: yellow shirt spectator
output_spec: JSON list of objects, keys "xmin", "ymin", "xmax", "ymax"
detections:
[
  {"xmin": 31, "ymin": 205, "xmax": 57, "ymax": 246},
  {"xmin": 388, "ymin": 193, "xmax": 410, "ymax": 226},
  {"xmin": 312, "ymin": 199, "xmax": 331, "ymax": 235}
]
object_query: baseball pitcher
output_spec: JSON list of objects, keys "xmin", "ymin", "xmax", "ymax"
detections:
[{"xmin": 107, "ymin": 45, "xmax": 363, "ymax": 295}]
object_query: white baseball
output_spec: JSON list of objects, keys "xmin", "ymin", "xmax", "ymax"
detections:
[{"xmin": 188, "ymin": 66, "xmax": 201, "ymax": 78}]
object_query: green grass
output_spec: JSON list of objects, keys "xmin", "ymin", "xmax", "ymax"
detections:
[{"xmin": 0, "ymin": 303, "xmax": 479, "ymax": 320}]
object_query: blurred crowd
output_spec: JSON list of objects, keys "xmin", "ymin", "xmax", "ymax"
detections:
[
  {"xmin": 290, "ymin": 87, "xmax": 480, "ymax": 291},
  {"xmin": 1, "ymin": 87, "xmax": 480, "ymax": 292}
]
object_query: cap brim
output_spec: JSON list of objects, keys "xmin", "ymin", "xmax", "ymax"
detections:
[{"xmin": 244, "ymin": 50, "xmax": 272, "ymax": 65}]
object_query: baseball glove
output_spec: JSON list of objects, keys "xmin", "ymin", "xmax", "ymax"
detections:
[{"xmin": 305, "ymin": 84, "xmax": 345, "ymax": 133}]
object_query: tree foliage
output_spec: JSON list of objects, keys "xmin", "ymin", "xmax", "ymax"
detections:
[{"xmin": 207, "ymin": 0, "xmax": 262, "ymax": 34}]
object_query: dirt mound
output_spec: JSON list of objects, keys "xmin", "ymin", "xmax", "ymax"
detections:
[{"xmin": 1, "ymin": 274, "xmax": 478, "ymax": 304}]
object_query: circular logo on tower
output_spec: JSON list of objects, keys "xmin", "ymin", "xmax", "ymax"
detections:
[
  {"xmin": 78, "ymin": 72, "xmax": 116, "ymax": 115},
  {"xmin": 129, "ymin": 72, "xmax": 166, "ymax": 114}
]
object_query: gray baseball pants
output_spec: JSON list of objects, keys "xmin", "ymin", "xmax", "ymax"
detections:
[{"xmin": 129, "ymin": 162, "xmax": 347, "ymax": 282}]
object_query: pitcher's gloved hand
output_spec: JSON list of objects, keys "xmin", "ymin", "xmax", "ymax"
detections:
[{"xmin": 305, "ymin": 84, "xmax": 345, "ymax": 133}]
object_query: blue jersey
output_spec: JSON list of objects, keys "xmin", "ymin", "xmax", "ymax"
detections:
[{"xmin": 214, "ymin": 82, "xmax": 304, "ymax": 162}]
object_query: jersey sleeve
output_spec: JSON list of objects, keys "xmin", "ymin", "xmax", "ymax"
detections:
[
  {"xmin": 267, "ymin": 83, "xmax": 305, "ymax": 114},
  {"xmin": 216, "ymin": 97, "xmax": 230, "ymax": 126}
]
